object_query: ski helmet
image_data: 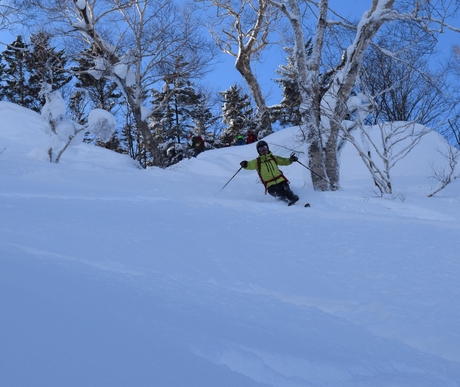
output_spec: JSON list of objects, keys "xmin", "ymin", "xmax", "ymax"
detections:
[{"xmin": 256, "ymin": 140, "xmax": 269, "ymax": 154}]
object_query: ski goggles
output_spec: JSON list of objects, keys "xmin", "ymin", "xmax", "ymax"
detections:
[{"xmin": 258, "ymin": 146, "xmax": 268, "ymax": 152}]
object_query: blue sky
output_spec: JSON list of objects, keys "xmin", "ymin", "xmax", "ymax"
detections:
[
  {"xmin": 1, "ymin": 0, "xmax": 459, "ymax": 105},
  {"xmin": 207, "ymin": 0, "xmax": 460, "ymax": 105}
]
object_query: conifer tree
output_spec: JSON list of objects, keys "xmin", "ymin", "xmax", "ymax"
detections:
[
  {"xmin": 26, "ymin": 32, "xmax": 72, "ymax": 102},
  {"xmin": 73, "ymin": 47, "xmax": 122, "ymax": 113},
  {"xmin": 151, "ymin": 83, "xmax": 174, "ymax": 145},
  {"xmin": 151, "ymin": 56, "xmax": 205, "ymax": 144},
  {"xmin": 0, "ymin": 61, "xmax": 5, "ymax": 87},
  {"xmin": 219, "ymin": 84, "xmax": 255, "ymax": 145},
  {"xmin": 0, "ymin": 36, "xmax": 36, "ymax": 110},
  {"xmin": 151, "ymin": 81, "xmax": 203, "ymax": 165},
  {"xmin": 272, "ymin": 48, "xmax": 302, "ymax": 128},
  {"xmin": 0, "ymin": 34, "xmax": 72, "ymax": 112},
  {"xmin": 190, "ymin": 92, "xmax": 219, "ymax": 144},
  {"xmin": 149, "ymin": 57, "xmax": 220, "ymax": 165},
  {"xmin": 72, "ymin": 47, "xmax": 123, "ymax": 151},
  {"xmin": 68, "ymin": 90, "xmax": 87, "ymax": 125}
]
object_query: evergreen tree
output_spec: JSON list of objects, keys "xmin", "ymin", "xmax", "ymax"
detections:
[
  {"xmin": 0, "ymin": 34, "xmax": 72, "ymax": 112},
  {"xmin": 166, "ymin": 78, "xmax": 199, "ymax": 143},
  {"xmin": 272, "ymin": 48, "xmax": 303, "ymax": 128},
  {"xmin": 151, "ymin": 83, "xmax": 174, "ymax": 145},
  {"xmin": 162, "ymin": 56, "xmax": 203, "ymax": 143},
  {"xmin": 219, "ymin": 84, "xmax": 255, "ymax": 145},
  {"xmin": 68, "ymin": 90, "xmax": 87, "ymax": 125},
  {"xmin": 0, "ymin": 36, "xmax": 36, "ymax": 109},
  {"xmin": 73, "ymin": 47, "xmax": 122, "ymax": 112},
  {"xmin": 190, "ymin": 92, "xmax": 219, "ymax": 146},
  {"xmin": 26, "ymin": 32, "xmax": 72, "ymax": 104},
  {"xmin": 151, "ymin": 80, "xmax": 203, "ymax": 165},
  {"xmin": 0, "ymin": 61, "xmax": 5, "ymax": 88},
  {"xmin": 150, "ymin": 56, "xmax": 208, "ymax": 162},
  {"xmin": 149, "ymin": 58, "xmax": 220, "ymax": 166},
  {"xmin": 72, "ymin": 46, "xmax": 123, "ymax": 151},
  {"xmin": 121, "ymin": 115, "xmax": 139, "ymax": 162}
]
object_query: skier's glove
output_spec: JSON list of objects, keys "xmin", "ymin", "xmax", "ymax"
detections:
[
  {"xmin": 290, "ymin": 154, "xmax": 298, "ymax": 162},
  {"xmin": 240, "ymin": 160, "xmax": 248, "ymax": 168}
]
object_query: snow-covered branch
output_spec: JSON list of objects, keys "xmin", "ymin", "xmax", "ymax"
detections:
[{"xmin": 427, "ymin": 144, "xmax": 460, "ymax": 197}]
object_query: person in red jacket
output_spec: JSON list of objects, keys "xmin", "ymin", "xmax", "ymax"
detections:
[
  {"xmin": 246, "ymin": 131, "xmax": 257, "ymax": 144},
  {"xmin": 190, "ymin": 134, "xmax": 205, "ymax": 157}
]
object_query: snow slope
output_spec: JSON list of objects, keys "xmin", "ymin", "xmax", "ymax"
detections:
[{"xmin": 1, "ymin": 101, "xmax": 460, "ymax": 387}]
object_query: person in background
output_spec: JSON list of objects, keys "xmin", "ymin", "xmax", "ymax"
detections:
[
  {"xmin": 190, "ymin": 133, "xmax": 205, "ymax": 157},
  {"xmin": 240, "ymin": 140, "xmax": 299, "ymax": 206},
  {"xmin": 236, "ymin": 135, "xmax": 245, "ymax": 145},
  {"xmin": 246, "ymin": 131, "xmax": 257, "ymax": 144}
]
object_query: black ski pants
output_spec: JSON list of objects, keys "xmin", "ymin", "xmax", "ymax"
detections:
[{"xmin": 267, "ymin": 181, "xmax": 298, "ymax": 203}]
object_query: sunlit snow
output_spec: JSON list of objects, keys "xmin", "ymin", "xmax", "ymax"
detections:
[{"xmin": 1, "ymin": 101, "xmax": 459, "ymax": 387}]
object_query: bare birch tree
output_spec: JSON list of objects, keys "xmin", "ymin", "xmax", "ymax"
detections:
[
  {"xmin": 15, "ymin": 0, "xmax": 217, "ymax": 166},
  {"xmin": 427, "ymin": 143, "xmax": 460, "ymax": 197},
  {"xmin": 361, "ymin": 24, "xmax": 454, "ymax": 129},
  {"xmin": 441, "ymin": 45, "xmax": 460, "ymax": 148},
  {"xmin": 264, "ymin": 0, "xmax": 460, "ymax": 191},
  {"xmin": 200, "ymin": 0, "xmax": 280, "ymax": 136},
  {"xmin": 344, "ymin": 105, "xmax": 431, "ymax": 195},
  {"xmin": 0, "ymin": 1, "xmax": 27, "ymax": 46},
  {"xmin": 0, "ymin": 4, "xmax": 13, "ymax": 37}
]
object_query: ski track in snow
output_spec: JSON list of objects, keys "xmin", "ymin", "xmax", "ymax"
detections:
[
  {"xmin": 1, "ymin": 104, "xmax": 460, "ymax": 386},
  {"xmin": 2, "ymin": 181, "xmax": 460, "ymax": 386}
]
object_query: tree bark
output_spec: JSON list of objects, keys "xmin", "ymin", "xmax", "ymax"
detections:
[
  {"xmin": 235, "ymin": 52, "xmax": 272, "ymax": 134},
  {"xmin": 207, "ymin": 0, "xmax": 275, "ymax": 136},
  {"xmin": 72, "ymin": 0, "xmax": 161, "ymax": 165}
]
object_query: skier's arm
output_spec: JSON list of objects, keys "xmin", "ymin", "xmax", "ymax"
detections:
[
  {"xmin": 274, "ymin": 156, "xmax": 292, "ymax": 166},
  {"xmin": 244, "ymin": 159, "xmax": 259, "ymax": 170}
]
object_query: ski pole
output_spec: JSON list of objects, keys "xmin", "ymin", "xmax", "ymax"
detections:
[
  {"xmin": 218, "ymin": 166, "xmax": 243, "ymax": 194},
  {"xmin": 295, "ymin": 159, "xmax": 335, "ymax": 188}
]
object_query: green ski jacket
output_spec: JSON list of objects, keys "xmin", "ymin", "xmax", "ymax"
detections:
[{"xmin": 244, "ymin": 152, "xmax": 293, "ymax": 190}]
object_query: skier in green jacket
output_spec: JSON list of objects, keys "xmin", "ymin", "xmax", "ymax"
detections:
[{"xmin": 240, "ymin": 140, "xmax": 300, "ymax": 206}]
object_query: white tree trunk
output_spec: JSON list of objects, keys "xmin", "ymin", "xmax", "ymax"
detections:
[
  {"xmin": 206, "ymin": 0, "xmax": 275, "ymax": 135},
  {"xmin": 268, "ymin": 0, "xmax": 330, "ymax": 190}
]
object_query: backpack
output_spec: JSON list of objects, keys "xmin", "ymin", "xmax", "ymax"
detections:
[{"xmin": 256, "ymin": 155, "xmax": 289, "ymax": 193}]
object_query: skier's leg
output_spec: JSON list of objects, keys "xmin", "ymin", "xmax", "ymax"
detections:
[
  {"xmin": 281, "ymin": 182, "xmax": 299, "ymax": 204},
  {"xmin": 267, "ymin": 183, "xmax": 288, "ymax": 202}
]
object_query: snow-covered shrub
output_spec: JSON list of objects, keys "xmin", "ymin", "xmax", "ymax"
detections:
[
  {"xmin": 40, "ymin": 84, "xmax": 116, "ymax": 163},
  {"xmin": 87, "ymin": 109, "xmax": 117, "ymax": 143}
]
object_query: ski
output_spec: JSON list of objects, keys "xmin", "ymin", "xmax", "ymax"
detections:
[{"xmin": 288, "ymin": 201, "xmax": 310, "ymax": 207}]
